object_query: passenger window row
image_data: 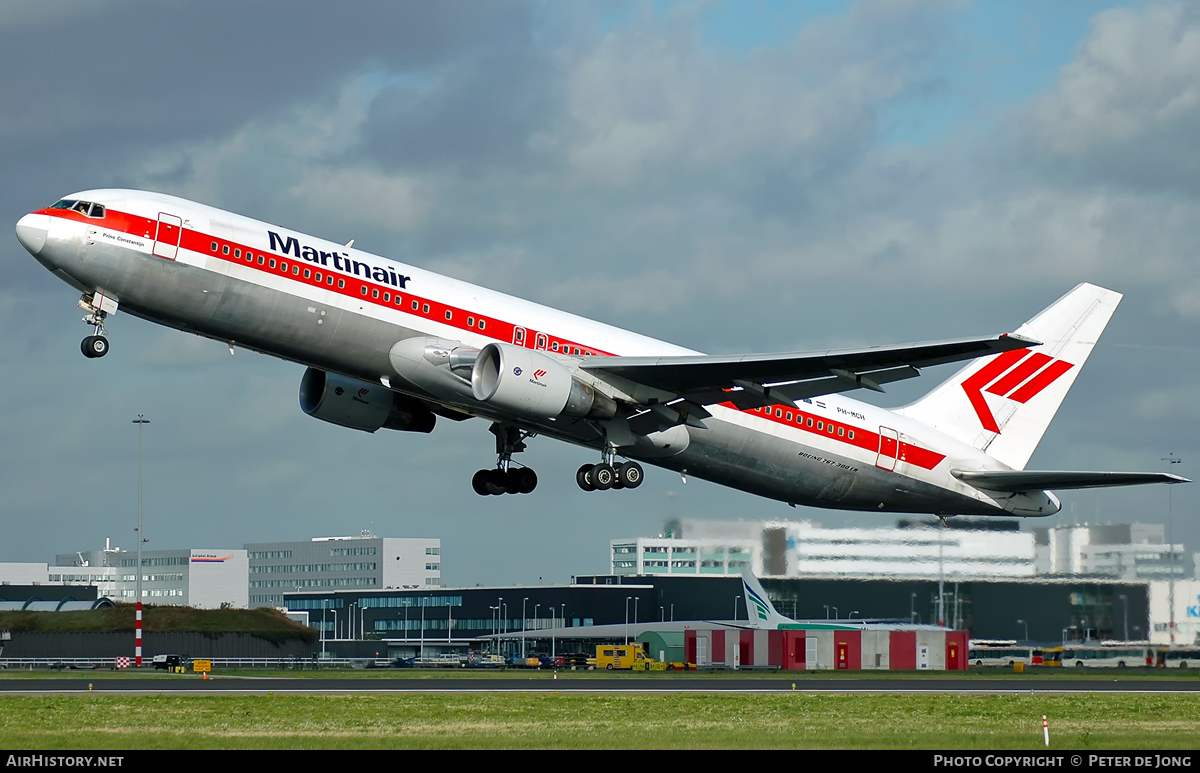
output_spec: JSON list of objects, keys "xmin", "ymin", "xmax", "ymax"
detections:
[
  {"xmin": 754, "ymin": 405, "xmax": 855, "ymax": 440},
  {"xmin": 206, "ymin": 237, "xmax": 600, "ymax": 356}
]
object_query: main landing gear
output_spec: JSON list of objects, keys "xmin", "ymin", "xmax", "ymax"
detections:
[
  {"xmin": 576, "ymin": 447, "xmax": 643, "ymax": 492},
  {"xmin": 472, "ymin": 424, "xmax": 538, "ymax": 496},
  {"xmin": 78, "ymin": 292, "xmax": 113, "ymax": 359}
]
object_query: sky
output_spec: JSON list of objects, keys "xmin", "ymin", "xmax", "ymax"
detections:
[{"xmin": 3, "ymin": 0, "xmax": 1199, "ymax": 586}]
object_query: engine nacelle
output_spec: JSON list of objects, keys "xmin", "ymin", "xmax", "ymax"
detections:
[
  {"xmin": 471, "ymin": 342, "xmax": 616, "ymax": 419},
  {"xmin": 299, "ymin": 368, "xmax": 435, "ymax": 433}
]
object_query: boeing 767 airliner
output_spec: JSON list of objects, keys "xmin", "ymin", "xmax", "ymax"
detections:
[{"xmin": 15, "ymin": 190, "xmax": 1186, "ymax": 518}]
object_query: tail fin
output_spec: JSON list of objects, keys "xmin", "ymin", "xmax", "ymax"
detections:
[
  {"xmin": 741, "ymin": 570, "xmax": 793, "ymax": 628},
  {"xmin": 898, "ymin": 283, "xmax": 1122, "ymax": 470}
]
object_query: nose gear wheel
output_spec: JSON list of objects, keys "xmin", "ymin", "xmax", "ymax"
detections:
[{"xmin": 77, "ymin": 292, "xmax": 113, "ymax": 358}]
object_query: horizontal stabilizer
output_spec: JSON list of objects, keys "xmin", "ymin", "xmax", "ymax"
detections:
[{"xmin": 951, "ymin": 469, "xmax": 1190, "ymax": 492}]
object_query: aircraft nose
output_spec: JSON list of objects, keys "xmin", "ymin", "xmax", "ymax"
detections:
[{"xmin": 15, "ymin": 213, "xmax": 50, "ymax": 256}]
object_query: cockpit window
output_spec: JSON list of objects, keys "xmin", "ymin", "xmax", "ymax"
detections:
[{"xmin": 48, "ymin": 199, "xmax": 104, "ymax": 218}]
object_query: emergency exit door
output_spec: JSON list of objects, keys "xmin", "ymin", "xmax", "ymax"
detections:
[
  {"xmin": 153, "ymin": 213, "xmax": 182, "ymax": 260},
  {"xmin": 876, "ymin": 426, "xmax": 899, "ymax": 471}
]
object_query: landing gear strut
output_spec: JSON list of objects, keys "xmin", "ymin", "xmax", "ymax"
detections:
[
  {"xmin": 576, "ymin": 446, "xmax": 643, "ymax": 492},
  {"xmin": 78, "ymin": 292, "xmax": 115, "ymax": 359},
  {"xmin": 472, "ymin": 424, "xmax": 538, "ymax": 496}
]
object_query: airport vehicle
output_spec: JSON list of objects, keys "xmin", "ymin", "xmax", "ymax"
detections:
[
  {"xmin": 594, "ymin": 644, "xmax": 658, "ymax": 670},
  {"xmin": 1160, "ymin": 647, "xmax": 1200, "ymax": 669},
  {"xmin": 1036, "ymin": 646, "xmax": 1063, "ymax": 667},
  {"xmin": 467, "ymin": 653, "xmax": 506, "ymax": 668},
  {"xmin": 151, "ymin": 654, "xmax": 185, "ymax": 671},
  {"xmin": 15, "ymin": 191, "xmax": 1188, "ymax": 514},
  {"xmin": 967, "ymin": 644, "xmax": 1037, "ymax": 668},
  {"xmin": 1061, "ymin": 644, "xmax": 1153, "ymax": 668}
]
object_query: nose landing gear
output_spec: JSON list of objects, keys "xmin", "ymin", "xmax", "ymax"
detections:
[
  {"xmin": 77, "ymin": 292, "xmax": 117, "ymax": 359},
  {"xmin": 81, "ymin": 335, "xmax": 109, "ymax": 358}
]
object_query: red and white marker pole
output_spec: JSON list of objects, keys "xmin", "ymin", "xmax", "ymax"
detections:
[
  {"xmin": 135, "ymin": 601, "xmax": 143, "ymax": 666},
  {"xmin": 1042, "ymin": 715, "xmax": 1050, "ymax": 747}
]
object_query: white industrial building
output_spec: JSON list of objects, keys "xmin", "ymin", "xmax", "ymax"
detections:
[
  {"xmin": 0, "ymin": 532, "xmax": 439, "ymax": 610},
  {"xmin": 613, "ymin": 518, "xmax": 1192, "ymax": 583},
  {"xmin": 613, "ymin": 519, "xmax": 1035, "ymax": 580},
  {"xmin": 245, "ymin": 533, "xmax": 441, "ymax": 608},
  {"xmin": 1033, "ymin": 523, "xmax": 1188, "ymax": 580},
  {"xmin": 0, "ymin": 543, "xmax": 249, "ymax": 609}
]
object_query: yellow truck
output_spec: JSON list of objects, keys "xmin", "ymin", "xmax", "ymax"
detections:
[{"xmin": 593, "ymin": 644, "xmax": 662, "ymax": 671}]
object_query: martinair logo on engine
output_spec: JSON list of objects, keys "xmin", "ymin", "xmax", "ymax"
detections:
[
  {"xmin": 534, "ymin": 369, "xmax": 547, "ymax": 380},
  {"xmin": 352, "ymin": 387, "xmax": 371, "ymax": 404}
]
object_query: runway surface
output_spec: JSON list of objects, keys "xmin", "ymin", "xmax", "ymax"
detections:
[{"xmin": 3, "ymin": 676, "xmax": 1200, "ymax": 694}]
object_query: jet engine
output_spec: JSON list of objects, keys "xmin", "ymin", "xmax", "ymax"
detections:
[
  {"xmin": 388, "ymin": 338, "xmax": 616, "ymax": 420},
  {"xmin": 299, "ymin": 368, "xmax": 436, "ymax": 433},
  {"xmin": 470, "ymin": 342, "xmax": 616, "ymax": 419}
]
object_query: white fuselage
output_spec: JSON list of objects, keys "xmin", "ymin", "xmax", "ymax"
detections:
[{"xmin": 17, "ymin": 189, "xmax": 1060, "ymax": 517}]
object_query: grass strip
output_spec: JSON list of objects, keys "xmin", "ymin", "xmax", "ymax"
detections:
[{"xmin": 1, "ymin": 692, "xmax": 1197, "ymax": 749}]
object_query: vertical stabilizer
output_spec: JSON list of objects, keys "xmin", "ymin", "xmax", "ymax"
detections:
[
  {"xmin": 742, "ymin": 569, "xmax": 794, "ymax": 629},
  {"xmin": 898, "ymin": 283, "xmax": 1121, "ymax": 470}
]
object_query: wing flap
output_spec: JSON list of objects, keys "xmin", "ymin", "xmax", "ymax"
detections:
[{"xmin": 952, "ymin": 469, "xmax": 1190, "ymax": 492}]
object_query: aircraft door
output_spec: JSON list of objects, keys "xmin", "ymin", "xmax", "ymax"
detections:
[
  {"xmin": 512, "ymin": 327, "xmax": 527, "ymax": 347},
  {"xmin": 153, "ymin": 213, "xmax": 183, "ymax": 260},
  {"xmin": 876, "ymin": 426, "xmax": 899, "ymax": 471},
  {"xmin": 535, "ymin": 333, "xmax": 547, "ymax": 351}
]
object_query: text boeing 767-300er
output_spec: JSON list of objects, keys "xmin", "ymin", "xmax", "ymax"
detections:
[{"xmin": 14, "ymin": 190, "xmax": 1187, "ymax": 518}]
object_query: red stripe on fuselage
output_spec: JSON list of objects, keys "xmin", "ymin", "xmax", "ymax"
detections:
[{"xmin": 42, "ymin": 206, "xmax": 947, "ymax": 472}]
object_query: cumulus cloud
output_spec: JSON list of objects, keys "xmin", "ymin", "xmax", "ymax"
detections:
[{"xmin": 1023, "ymin": 2, "xmax": 1200, "ymax": 195}]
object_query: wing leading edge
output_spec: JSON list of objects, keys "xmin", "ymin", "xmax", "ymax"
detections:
[{"xmin": 580, "ymin": 333, "xmax": 1038, "ymax": 416}]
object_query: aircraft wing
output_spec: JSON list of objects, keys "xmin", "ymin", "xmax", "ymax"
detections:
[
  {"xmin": 580, "ymin": 333, "xmax": 1038, "ymax": 415},
  {"xmin": 952, "ymin": 470, "xmax": 1190, "ymax": 492}
]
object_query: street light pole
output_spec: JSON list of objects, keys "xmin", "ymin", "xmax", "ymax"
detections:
[
  {"xmin": 1119, "ymin": 595, "xmax": 1129, "ymax": 641},
  {"xmin": 1017, "ymin": 618, "xmax": 1028, "ymax": 642},
  {"xmin": 132, "ymin": 415, "xmax": 149, "ymax": 667},
  {"xmin": 522, "ymin": 597, "xmax": 528, "ymax": 659},
  {"xmin": 1163, "ymin": 454, "xmax": 1182, "ymax": 644},
  {"xmin": 625, "ymin": 597, "xmax": 631, "ymax": 644}
]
